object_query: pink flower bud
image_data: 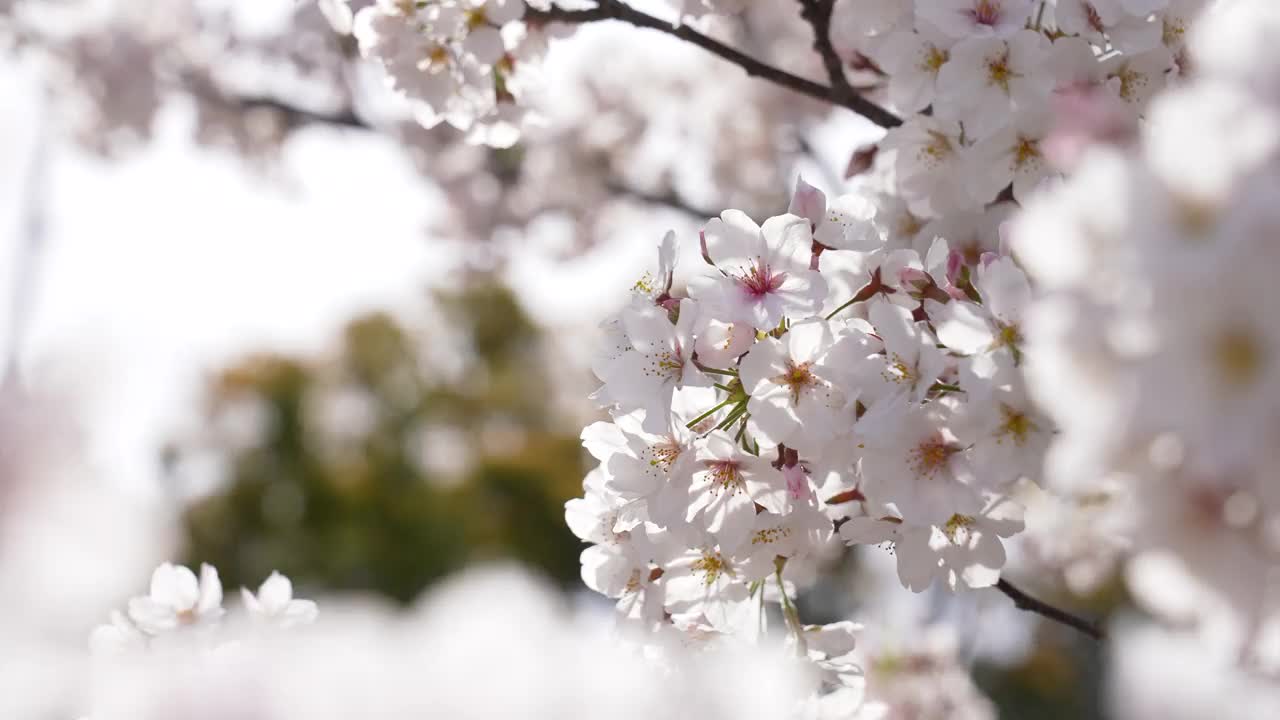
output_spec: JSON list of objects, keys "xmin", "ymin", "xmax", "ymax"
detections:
[
  {"xmin": 783, "ymin": 464, "xmax": 814, "ymax": 502},
  {"xmin": 898, "ymin": 267, "xmax": 929, "ymax": 288},
  {"xmin": 946, "ymin": 249, "xmax": 965, "ymax": 284},
  {"xmin": 788, "ymin": 175, "xmax": 826, "ymax": 229}
]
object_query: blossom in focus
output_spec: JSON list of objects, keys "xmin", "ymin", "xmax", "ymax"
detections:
[
  {"xmin": 917, "ymin": 0, "xmax": 1037, "ymax": 40},
  {"xmin": 738, "ymin": 319, "xmax": 860, "ymax": 453},
  {"xmin": 689, "ymin": 210, "xmax": 827, "ymax": 331}
]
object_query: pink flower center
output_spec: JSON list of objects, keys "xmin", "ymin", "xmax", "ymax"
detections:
[
  {"xmin": 773, "ymin": 360, "xmax": 816, "ymax": 404},
  {"xmin": 737, "ymin": 261, "xmax": 787, "ymax": 299},
  {"xmin": 969, "ymin": 0, "xmax": 1002, "ymax": 26},
  {"xmin": 907, "ymin": 434, "xmax": 958, "ymax": 480},
  {"xmin": 705, "ymin": 459, "xmax": 745, "ymax": 494},
  {"xmin": 783, "ymin": 464, "xmax": 812, "ymax": 501}
]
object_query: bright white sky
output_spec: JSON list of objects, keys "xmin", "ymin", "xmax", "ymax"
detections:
[{"xmin": 0, "ymin": 65, "xmax": 660, "ymax": 498}]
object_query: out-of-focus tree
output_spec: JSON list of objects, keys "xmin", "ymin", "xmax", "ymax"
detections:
[{"xmin": 176, "ymin": 280, "xmax": 585, "ymax": 602}]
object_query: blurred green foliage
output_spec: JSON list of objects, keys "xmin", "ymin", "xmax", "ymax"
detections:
[
  {"xmin": 178, "ymin": 281, "xmax": 586, "ymax": 603},
  {"xmin": 174, "ymin": 278, "xmax": 1118, "ymax": 719}
]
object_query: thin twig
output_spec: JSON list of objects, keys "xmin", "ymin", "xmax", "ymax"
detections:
[
  {"xmin": 825, "ymin": 268, "xmax": 885, "ymax": 319},
  {"xmin": 995, "ymin": 578, "xmax": 1105, "ymax": 641},
  {"xmin": 526, "ymin": 1, "xmax": 902, "ymax": 129},
  {"xmin": 602, "ymin": 180, "xmax": 718, "ymax": 220},
  {"xmin": 233, "ymin": 94, "xmax": 367, "ymax": 130},
  {"xmin": 189, "ymin": 76, "xmax": 715, "ymax": 219}
]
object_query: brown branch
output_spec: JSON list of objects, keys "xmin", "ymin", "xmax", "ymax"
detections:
[
  {"xmin": 180, "ymin": 68, "xmax": 373, "ymax": 132},
  {"xmin": 233, "ymin": 95, "xmax": 368, "ymax": 130},
  {"xmin": 995, "ymin": 578, "xmax": 1105, "ymax": 641},
  {"xmin": 796, "ymin": 0, "xmax": 857, "ymax": 107},
  {"xmin": 526, "ymin": 0, "xmax": 902, "ymax": 129},
  {"xmin": 186, "ymin": 77, "xmax": 715, "ymax": 219},
  {"xmin": 603, "ymin": 180, "xmax": 719, "ymax": 220}
]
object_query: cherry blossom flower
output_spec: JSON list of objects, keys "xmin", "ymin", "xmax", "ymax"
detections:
[
  {"xmin": 1101, "ymin": 46, "xmax": 1175, "ymax": 111},
  {"xmin": 127, "ymin": 563, "xmax": 224, "ymax": 635},
  {"xmin": 90, "ymin": 611, "xmax": 147, "ymax": 656},
  {"xmin": 580, "ymin": 523, "xmax": 679, "ymax": 626},
  {"xmin": 917, "ymin": 0, "xmax": 1036, "ymax": 40},
  {"xmin": 789, "ymin": 177, "xmax": 887, "ymax": 253},
  {"xmin": 857, "ymin": 300, "xmax": 946, "ymax": 405},
  {"xmin": 935, "ymin": 254, "xmax": 1031, "ymax": 361},
  {"xmin": 694, "ymin": 317, "xmax": 756, "ymax": 369},
  {"xmin": 565, "ymin": 467, "xmax": 640, "ymax": 549},
  {"xmin": 1054, "ymin": 0, "xmax": 1163, "ymax": 54},
  {"xmin": 956, "ymin": 354, "xmax": 1052, "ymax": 484},
  {"xmin": 738, "ymin": 505, "xmax": 834, "ymax": 580},
  {"xmin": 663, "ymin": 539, "xmax": 751, "ymax": 630},
  {"xmin": 881, "ymin": 117, "xmax": 985, "ymax": 217},
  {"xmin": 970, "ymin": 106, "xmax": 1057, "ymax": 203},
  {"xmin": 687, "ymin": 433, "xmax": 787, "ymax": 552},
  {"xmin": 586, "ymin": 392, "xmax": 712, "ymax": 531},
  {"xmin": 935, "ymin": 30, "xmax": 1051, "ymax": 139},
  {"xmin": 352, "ymin": 0, "xmax": 536, "ymax": 145},
  {"xmin": 595, "ymin": 298, "xmax": 709, "ymax": 434},
  {"xmin": 689, "ymin": 210, "xmax": 827, "ymax": 330},
  {"xmin": 857, "ymin": 400, "xmax": 982, "ymax": 526},
  {"xmin": 738, "ymin": 320, "xmax": 862, "ymax": 453},
  {"xmin": 241, "ymin": 572, "xmax": 318, "ymax": 629},
  {"xmin": 841, "ymin": 513, "xmax": 937, "ymax": 591},
  {"xmin": 862, "ymin": 626, "xmax": 998, "ymax": 717},
  {"xmin": 874, "ymin": 26, "xmax": 954, "ymax": 113}
]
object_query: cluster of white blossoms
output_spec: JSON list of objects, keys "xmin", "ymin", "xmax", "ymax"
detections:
[
  {"xmin": 315, "ymin": 0, "xmax": 1205, "ymax": 151},
  {"xmin": 322, "ymin": 0, "xmax": 541, "ymax": 147},
  {"xmin": 28, "ymin": 0, "xmax": 1280, "ymax": 714},
  {"xmin": 838, "ymin": 0, "xmax": 1205, "ymax": 213},
  {"xmin": 1012, "ymin": 0, "xmax": 1280, "ymax": 667},
  {"xmin": 575, "ymin": 168, "xmax": 1048, "ymax": 645},
  {"xmin": 79, "ymin": 563, "xmax": 887, "ymax": 720},
  {"xmin": 566, "ymin": 0, "xmax": 1280, "ymax": 704},
  {"xmin": 73, "ymin": 560, "xmax": 1000, "ymax": 720},
  {"xmin": 89, "ymin": 563, "xmax": 318, "ymax": 654}
]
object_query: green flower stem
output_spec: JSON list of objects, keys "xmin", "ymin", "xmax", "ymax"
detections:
[
  {"xmin": 775, "ymin": 560, "xmax": 808, "ymax": 655},
  {"xmin": 685, "ymin": 397, "xmax": 734, "ymax": 429}
]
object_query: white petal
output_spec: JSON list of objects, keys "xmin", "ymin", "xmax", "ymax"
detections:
[
  {"xmin": 788, "ymin": 175, "xmax": 827, "ymax": 228},
  {"xmin": 711, "ymin": 491, "xmax": 756, "ymax": 553},
  {"xmin": 198, "ymin": 564, "xmax": 223, "ymax": 614},
  {"xmin": 148, "ymin": 563, "xmax": 178, "ymax": 604},
  {"xmin": 257, "ymin": 572, "xmax": 294, "ymax": 614},
  {"xmin": 839, "ymin": 517, "xmax": 898, "ymax": 545},
  {"xmin": 786, "ymin": 320, "xmax": 831, "ymax": 364},
  {"xmin": 318, "ymin": 0, "xmax": 354, "ymax": 34},
  {"xmin": 760, "ymin": 213, "xmax": 814, "ymax": 270},
  {"xmin": 241, "ymin": 586, "xmax": 263, "ymax": 615},
  {"xmin": 280, "ymin": 599, "xmax": 319, "ymax": 628},
  {"xmin": 702, "ymin": 210, "xmax": 761, "ymax": 268},
  {"xmin": 169, "ymin": 565, "xmax": 201, "ymax": 611},
  {"xmin": 464, "ymin": 26, "xmax": 506, "ymax": 65},
  {"xmin": 128, "ymin": 598, "xmax": 176, "ymax": 633},
  {"xmin": 936, "ymin": 302, "xmax": 995, "ymax": 354},
  {"xmin": 484, "ymin": 0, "xmax": 524, "ymax": 25},
  {"xmin": 738, "ymin": 337, "xmax": 785, "ymax": 393},
  {"xmin": 894, "ymin": 530, "xmax": 940, "ymax": 592}
]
